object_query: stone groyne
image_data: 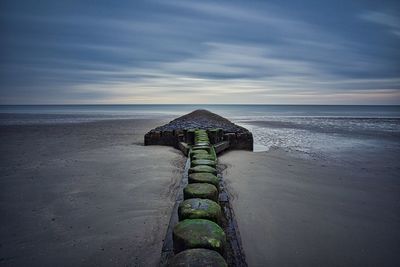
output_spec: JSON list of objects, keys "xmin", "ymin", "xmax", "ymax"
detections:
[
  {"xmin": 144, "ymin": 110, "xmax": 250, "ymax": 266},
  {"xmin": 144, "ymin": 109, "xmax": 253, "ymax": 152}
]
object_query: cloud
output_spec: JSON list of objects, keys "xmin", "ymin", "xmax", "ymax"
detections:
[
  {"xmin": 0, "ymin": 0, "xmax": 399, "ymax": 104},
  {"xmin": 359, "ymin": 11, "xmax": 400, "ymax": 38}
]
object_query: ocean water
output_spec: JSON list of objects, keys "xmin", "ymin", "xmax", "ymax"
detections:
[{"xmin": 1, "ymin": 105, "xmax": 399, "ymax": 160}]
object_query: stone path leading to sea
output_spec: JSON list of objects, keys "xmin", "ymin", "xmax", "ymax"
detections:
[{"xmin": 144, "ymin": 110, "xmax": 253, "ymax": 266}]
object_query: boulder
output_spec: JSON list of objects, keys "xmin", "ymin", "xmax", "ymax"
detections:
[
  {"xmin": 188, "ymin": 173, "xmax": 219, "ymax": 188},
  {"xmin": 188, "ymin": 165, "xmax": 217, "ymax": 175},
  {"xmin": 167, "ymin": 248, "xmax": 227, "ymax": 267},
  {"xmin": 184, "ymin": 183, "xmax": 219, "ymax": 202},
  {"xmin": 178, "ymin": 198, "xmax": 222, "ymax": 223},
  {"xmin": 191, "ymin": 159, "xmax": 216, "ymax": 168},
  {"xmin": 192, "ymin": 154, "xmax": 216, "ymax": 161},
  {"xmin": 173, "ymin": 219, "xmax": 226, "ymax": 254}
]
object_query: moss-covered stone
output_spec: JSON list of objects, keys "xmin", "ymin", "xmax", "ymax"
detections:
[
  {"xmin": 188, "ymin": 173, "xmax": 219, "ymax": 188},
  {"xmin": 178, "ymin": 198, "xmax": 222, "ymax": 223},
  {"xmin": 195, "ymin": 142, "xmax": 210, "ymax": 146},
  {"xmin": 192, "ymin": 154, "xmax": 216, "ymax": 161},
  {"xmin": 189, "ymin": 149, "xmax": 208, "ymax": 156},
  {"xmin": 191, "ymin": 145, "xmax": 211, "ymax": 151},
  {"xmin": 191, "ymin": 159, "xmax": 216, "ymax": 168},
  {"xmin": 189, "ymin": 165, "xmax": 217, "ymax": 175},
  {"xmin": 173, "ymin": 219, "xmax": 226, "ymax": 254},
  {"xmin": 209, "ymin": 146, "xmax": 217, "ymax": 161},
  {"xmin": 184, "ymin": 183, "xmax": 218, "ymax": 202},
  {"xmin": 168, "ymin": 248, "xmax": 227, "ymax": 267},
  {"xmin": 195, "ymin": 139, "xmax": 209, "ymax": 143}
]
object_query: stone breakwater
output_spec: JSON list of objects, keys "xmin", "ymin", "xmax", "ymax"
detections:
[
  {"xmin": 144, "ymin": 111, "xmax": 249, "ymax": 266},
  {"xmin": 144, "ymin": 109, "xmax": 253, "ymax": 151}
]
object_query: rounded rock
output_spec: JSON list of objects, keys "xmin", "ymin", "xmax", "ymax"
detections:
[
  {"xmin": 195, "ymin": 142, "xmax": 210, "ymax": 146},
  {"xmin": 189, "ymin": 150, "xmax": 208, "ymax": 159},
  {"xmin": 191, "ymin": 159, "xmax": 216, "ymax": 168},
  {"xmin": 184, "ymin": 183, "xmax": 219, "ymax": 202},
  {"xmin": 168, "ymin": 248, "xmax": 227, "ymax": 267},
  {"xmin": 192, "ymin": 145, "xmax": 211, "ymax": 151},
  {"xmin": 195, "ymin": 140, "xmax": 209, "ymax": 144},
  {"xmin": 192, "ymin": 154, "xmax": 216, "ymax": 161},
  {"xmin": 188, "ymin": 173, "xmax": 219, "ymax": 188},
  {"xmin": 173, "ymin": 219, "xmax": 226, "ymax": 254},
  {"xmin": 178, "ymin": 198, "xmax": 222, "ymax": 223},
  {"xmin": 189, "ymin": 165, "xmax": 217, "ymax": 175}
]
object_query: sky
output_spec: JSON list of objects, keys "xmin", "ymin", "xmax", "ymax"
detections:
[{"xmin": 0, "ymin": 0, "xmax": 399, "ymax": 104}]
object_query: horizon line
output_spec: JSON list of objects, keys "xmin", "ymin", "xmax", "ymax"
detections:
[{"xmin": 1, "ymin": 103, "xmax": 399, "ymax": 106}]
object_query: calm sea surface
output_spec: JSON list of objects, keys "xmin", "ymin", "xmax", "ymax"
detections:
[{"xmin": 1, "ymin": 105, "xmax": 399, "ymax": 158}]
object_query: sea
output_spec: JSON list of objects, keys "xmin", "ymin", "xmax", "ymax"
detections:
[{"xmin": 1, "ymin": 105, "xmax": 399, "ymax": 161}]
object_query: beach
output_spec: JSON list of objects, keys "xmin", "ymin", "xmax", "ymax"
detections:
[
  {"xmin": 0, "ymin": 105, "xmax": 399, "ymax": 267},
  {"xmin": 0, "ymin": 118, "xmax": 185, "ymax": 266},
  {"xmin": 219, "ymin": 147, "xmax": 400, "ymax": 267}
]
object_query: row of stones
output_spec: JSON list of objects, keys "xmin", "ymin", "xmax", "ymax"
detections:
[
  {"xmin": 145, "ymin": 127, "xmax": 253, "ymax": 150},
  {"xmin": 168, "ymin": 130, "xmax": 228, "ymax": 267}
]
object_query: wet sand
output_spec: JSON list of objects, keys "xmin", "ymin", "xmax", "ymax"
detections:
[
  {"xmin": 219, "ymin": 148, "xmax": 400, "ymax": 267},
  {"xmin": 1, "ymin": 117, "xmax": 399, "ymax": 267},
  {"xmin": 0, "ymin": 119, "xmax": 184, "ymax": 267}
]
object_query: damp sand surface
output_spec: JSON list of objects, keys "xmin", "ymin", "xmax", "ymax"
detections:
[
  {"xmin": 0, "ymin": 119, "xmax": 185, "ymax": 267},
  {"xmin": 219, "ymin": 148, "xmax": 400, "ymax": 267}
]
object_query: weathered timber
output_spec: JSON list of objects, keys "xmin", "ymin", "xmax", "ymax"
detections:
[{"xmin": 144, "ymin": 109, "xmax": 253, "ymax": 151}]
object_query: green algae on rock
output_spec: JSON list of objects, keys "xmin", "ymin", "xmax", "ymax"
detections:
[
  {"xmin": 188, "ymin": 173, "xmax": 219, "ymax": 188},
  {"xmin": 184, "ymin": 183, "xmax": 219, "ymax": 202},
  {"xmin": 191, "ymin": 159, "xmax": 216, "ymax": 168},
  {"xmin": 167, "ymin": 248, "xmax": 227, "ymax": 267},
  {"xmin": 173, "ymin": 219, "xmax": 226, "ymax": 254},
  {"xmin": 191, "ymin": 146, "xmax": 212, "ymax": 153},
  {"xmin": 146, "ymin": 110, "xmax": 250, "ymax": 266},
  {"xmin": 189, "ymin": 165, "xmax": 217, "ymax": 175},
  {"xmin": 195, "ymin": 142, "xmax": 210, "ymax": 146},
  {"xmin": 192, "ymin": 154, "xmax": 216, "ymax": 161},
  {"xmin": 178, "ymin": 198, "xmax": 222, "ymax": 223},
  {"xmin": 189, "ymin": 150, "xmax": 209, "ymax": 158}
]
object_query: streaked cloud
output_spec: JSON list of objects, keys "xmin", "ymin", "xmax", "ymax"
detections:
[
  {"xmin": 359, "ymin": 11, "xmax": 400, "ymax": 37},
  {"xmin": 0, "ymin": 0, "xmax": 399, "ymax": 104}
]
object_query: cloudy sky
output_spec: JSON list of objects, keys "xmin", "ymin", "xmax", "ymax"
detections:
[{"xmin": 1, "ymin": 0, "xmax": 399, "ymax": 104}]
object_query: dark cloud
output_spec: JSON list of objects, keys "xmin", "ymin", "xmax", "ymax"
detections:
[{"xmin": 0, "ymin": 0, "xmax": 399, "ymax": 104}]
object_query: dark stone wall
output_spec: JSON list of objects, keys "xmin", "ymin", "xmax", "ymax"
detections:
[
  {"xmin": 144, "ymin": 129, "xmax": 253, "ymax": 151},
  {"xmin": 144, "ymin": 110, "xmax": 253, "ymax": 151}
]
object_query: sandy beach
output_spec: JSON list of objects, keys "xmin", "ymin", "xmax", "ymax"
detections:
[
  {"xmin": 219, "ymin": 148, "xmax": 400, "ymax": 267},
  {"xmin": 0, "ymin": 118, "xmax": 185, "ymax": 266},
  {"xmin": 1, "ymin": 111, "xmax": 399, "ymax": 267}
]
